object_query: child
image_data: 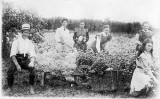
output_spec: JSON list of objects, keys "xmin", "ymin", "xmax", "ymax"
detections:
[{"xmin": 130, "ymin": 38, "xmax": 158, "ymax": 97}]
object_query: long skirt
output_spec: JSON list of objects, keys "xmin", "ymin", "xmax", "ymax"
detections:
[{"xmin": 130, "ymin": 68, "xmax": 152, "ymax": 94}]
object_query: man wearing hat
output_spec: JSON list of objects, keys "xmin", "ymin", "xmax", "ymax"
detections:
[
  {"xmin": 73, "ymin": 21, "xmax": 89, "ymax": 51},
  {"xmin": 7, "ymin": 23, "xmax": 36, "ymax": 94}
]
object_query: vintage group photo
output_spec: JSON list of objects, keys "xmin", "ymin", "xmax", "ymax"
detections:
[{"xmin": 1, "ymin": 0, "xmax": 160, "ymax": 98}]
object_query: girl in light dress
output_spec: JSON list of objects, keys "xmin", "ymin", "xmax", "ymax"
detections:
[{"xmin": 130, "ymin": 38, "xmax": 159, "ymax": 97}]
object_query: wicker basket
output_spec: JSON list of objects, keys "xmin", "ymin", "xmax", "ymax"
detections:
[{"xmin": 90, "ymin": 70, "xmax": 125, "ymax": 91}]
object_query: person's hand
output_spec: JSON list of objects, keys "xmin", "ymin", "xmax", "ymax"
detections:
[
  {"xmin": 83, "ymin": 37, "xmax": 86, "ymax": 42},
  {"xmin": 77, "ymin": 41, "xmax": 82, "ymax": 44},
  {"xmin": 16, "ymin": 64, "xmax": 21, "ymax": 72},
  {"xmin": 78, "ymin": 36, "xmax": 83, "ymax": 41},
  {"xmin": 136, "ymin": 41, "xmax": 141, "ymax": 45},
  {"xmin": 29, "ymin": 61, "xmax": 34, "ymax": 67},
  {"xmin": 129, "ymin": 56, "xmax": 136, "ymax": 63}
]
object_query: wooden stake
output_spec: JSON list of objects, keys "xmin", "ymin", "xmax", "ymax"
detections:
[{"xmin": 41, "ymin": 71, "xmax": 45, "ymax": 86}]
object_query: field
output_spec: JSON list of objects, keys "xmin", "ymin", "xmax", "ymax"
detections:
[{"xmin": 2, "ymin": 31, "xmax": 156, "ymax": 98}]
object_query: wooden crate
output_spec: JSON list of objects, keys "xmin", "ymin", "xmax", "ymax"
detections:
[{"xmin": 90, "ymin": 70, "xmax": 124, "ymax": 91}]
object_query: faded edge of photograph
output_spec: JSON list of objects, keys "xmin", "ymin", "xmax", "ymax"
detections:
[{"xmin": 1, "ymin": 0, "xmax": 160, "ymax": 98}]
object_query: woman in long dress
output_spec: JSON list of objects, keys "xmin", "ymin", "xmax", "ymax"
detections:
[
  {"xmin": 91, "ymin": 25, "xmax": 112, "ymax": 53},
  {"xmin": 130, "ymin": 38, "xmax": 158, "ymax": 97}
]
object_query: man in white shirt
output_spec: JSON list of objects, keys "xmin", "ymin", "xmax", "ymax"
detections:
[
  {"xmin": 7, "ymin": 23, "xmax": 36, "ymax": 94},
  {"xmin": 54, "ymin": 19, "xmax": 71, "ymax": 52}
]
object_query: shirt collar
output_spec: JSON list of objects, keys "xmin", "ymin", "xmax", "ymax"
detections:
[
  {"xmin": 142, "ymin": 29, "xmax": 150, "ymax": 32},
  {"xmin": 61, "ymin": 26, "xmax": 66, "ymax": 30},
  {"xmin": 18, "ymin": 37, "xmax": 29, "ymax": 41},
  {"xmin": 102, "ymin": 32, "xmax": 110, "ymax": 36},
  {"xmin": 79, "ymin": 27, "xmax": 84, "ymax": 30}
]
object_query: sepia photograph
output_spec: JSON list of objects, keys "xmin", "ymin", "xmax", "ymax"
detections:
[{"xmin": 1, "ymin": 0, "xmax": 160, "ymax": 98}]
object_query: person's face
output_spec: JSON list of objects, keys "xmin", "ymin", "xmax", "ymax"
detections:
[
  {"xmin": 62, "ymin": 21, "xmax": 68, "ymax": 27},
  {"xmin": 79, "ymin": 22, "xmax": 85, "ymax": 29},
  {"xmin": 22, "ymin": 30, "xmax": 30, "ymax": 39},
  {"xmin": 145, "ymin": 43, "xmax": 153, "ymax": 52},
  {"xmin": 103, "ymin": 27, "xmax": 110, "ymax": 34},
  {"xmin": 143, "ymin": 23, "xmax": 150, "ymax": 31}
]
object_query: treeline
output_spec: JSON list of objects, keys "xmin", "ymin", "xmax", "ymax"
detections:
[{"xmin": 43, "ymin": 18, "xmax": 142, "ymax": 34}]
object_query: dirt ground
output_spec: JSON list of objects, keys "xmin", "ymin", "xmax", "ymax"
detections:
[
  {"xmin": 2, "ymin": 81, "xmax": 131, "ymax": 98},
  {"xmin": 2, "ymin": 74, "xmax": 155, "ymax": 98}
]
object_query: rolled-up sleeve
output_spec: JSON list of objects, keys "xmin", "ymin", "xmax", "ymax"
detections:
[
  {"xmin": 10, "ymin": 40, "xmax": 18, "ymax": 57},
  {"xmin": 96, "ymin": 35, "xmax": 101, "ymax": 53},
  {"xmin": 29, "ymin": 41, "xmax": 36, "ymax": 58}
]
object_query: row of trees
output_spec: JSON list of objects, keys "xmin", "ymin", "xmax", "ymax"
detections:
[{"xmin": 43, "ymin": 18, "xmax": 142, "ymax": 34}]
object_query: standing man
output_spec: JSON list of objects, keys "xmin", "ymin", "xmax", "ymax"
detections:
[
  {"xmin": 55, "ymin": 19, "xmax": 71, "ymax": 52},
  {"xmin": 7, "ymin": 23, "xmax": 36, "ymax": 94},
  {"xmin": 73, "ymin": 21, "xmax": 89, "ymax": 51}
]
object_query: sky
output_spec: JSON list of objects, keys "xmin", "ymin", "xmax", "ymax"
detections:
[{"xmin": 2, "ymin": 0, "xmax": 160, "ymax": 28}]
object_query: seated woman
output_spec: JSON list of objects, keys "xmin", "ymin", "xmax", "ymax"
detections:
[
  {"xmin": 91, "ymin": 25, "xmax": 112, "ymax": 53},
  {"xmin": 130, "ymin": 38, "xmax": 158, "ymax": 97}
]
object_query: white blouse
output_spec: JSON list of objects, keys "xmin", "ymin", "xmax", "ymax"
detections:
[{"xmin": 54, "ymin": 26, "xmax": 71, "ymax": 44}]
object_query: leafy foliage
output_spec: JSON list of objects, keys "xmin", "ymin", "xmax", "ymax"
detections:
[
  {"xmin": 35, "ymin": 34, "xmax": 77, "ymax": 76},
  {"xmin": 2, "ymin": 2, "xmax": 43, "ymax": 58},
  {"xmin": 76, "ymin": 36, "xmax": 138, "ymax": 80}
]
